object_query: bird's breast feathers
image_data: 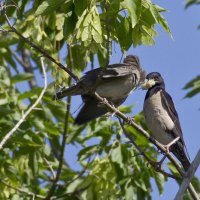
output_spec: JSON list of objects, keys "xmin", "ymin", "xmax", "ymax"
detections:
[{"xmin": 144, "ymin": 90, "xmax": 175, "ymax": 145}]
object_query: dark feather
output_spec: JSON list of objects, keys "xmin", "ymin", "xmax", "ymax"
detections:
[
  {"xmin": 75, "ymin": 97, "xmax": 107, "ymax": 125},
  {"xmin": 160, "ymin": 89, "xmax": 190, "ymax": 160},
  {"xmin": 160, "ymin": 89, "xmax": 183, "ymax": 138}
]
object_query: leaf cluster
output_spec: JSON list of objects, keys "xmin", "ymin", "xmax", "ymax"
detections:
[{"xmin": 0, "ymin": 0, "xmax": 199, "ymax": 200}]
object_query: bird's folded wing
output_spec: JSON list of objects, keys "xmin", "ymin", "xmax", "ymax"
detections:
[
  {"xmin": 160, "ymin": 90, "xmax": 183, "ymax": 138},
  {"xmin": 84, "ymin": 64, "xmax": 136, "ymax": 79},
  {"xmin": 102, "ymin": 67, "xmax": 136, "ymax": 78},
  {"xmin": 161, "ymin": 89, "xmax": 190, "ymax": 160}
]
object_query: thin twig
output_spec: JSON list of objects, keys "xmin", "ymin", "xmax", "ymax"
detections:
[
  {"xmin": 0, "ymin": 57, "xmax": 47, "ymax": 150},
  {"xmin": 118, "ymin": 118, "xmax": 180, "ymax": 180},
  {"xmin": 0, "ymin": 179, "xmax": 46, "ymax": 199},
  {"xmin": 65, "ymin": 157, "xmax": 91, "ymax": 187},
  {"xmin": 45, "ymin": 46, "xmax": 73, "ymax": 200},
  {"xmin": 175, "ymin": 149, "xmax": 200, "ymax": 200},
  {"xmin": 44, "ymin": 158, "xmax": 56, "ymax": 180}
]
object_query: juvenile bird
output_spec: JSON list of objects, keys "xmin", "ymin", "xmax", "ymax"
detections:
[
  {"xmin": 142, "ymin": 72, "xmax": 190, "ymax": 171},
  {"xmin": 53, "ymin": 55, "xmax": 145, "ymax": 124}
]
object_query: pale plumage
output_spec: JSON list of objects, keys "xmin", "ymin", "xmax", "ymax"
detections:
[{"xmin": 143, "ymin": 72, "xmax": 190, "ymax": 171}]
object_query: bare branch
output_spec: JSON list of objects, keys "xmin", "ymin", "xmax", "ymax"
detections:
[
  {"xmin": 0, "ymin": 57, "xmax": 47, "ymax": 150},
  {"xmin": 175, "ymin": 149, "xmax": 200, "ymax": 200}
]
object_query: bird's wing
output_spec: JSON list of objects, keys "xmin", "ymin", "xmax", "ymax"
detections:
[
  {"xmin": 102, "ymin": 64, "xmax": 136, "ymax": 78},
  {"xmin": 160, "ymin": 89, "xmax": 184, "ymax": 139},
  {"xmin": 84, "ymin": 64, "xmax": 136, "ymax": 79},
  {"xmin": 161, "ymin": 89, "xmax": 190, "ymax": 159},
  {"xmin": 75, "ymin": 96, "xmax": 108, "ymax": 125}
]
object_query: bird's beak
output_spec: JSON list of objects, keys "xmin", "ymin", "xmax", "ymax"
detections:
[{"xmin": 141, "ymin": 79, "xmax": 156, "ymax": 90}]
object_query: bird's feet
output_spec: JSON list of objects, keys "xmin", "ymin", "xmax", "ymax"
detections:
[
  {"xmin": 163, "ymin": 137, "xmax": 180, "ymax": 153},
  {"xmin": 126, "ymin": 116, "xmax": 133, "ymax": 125}
]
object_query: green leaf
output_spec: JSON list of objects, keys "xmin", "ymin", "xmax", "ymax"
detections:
[
  {"xmin": 154, "ymin": 172, "xmax": 165, "ymax": 195},
  {"xmin": 183, "ymin": 76, "xmax": 200, "ymax": 89},
  {"xmin": 29, "ymin": 150, "xmax": 38, "ymax": 175},
  {"xmin": 63, "ymin": 6, "xmax": 78, "ymax": 42},
  {"xmin": 44, "ymin": 121, "xmax": 61, "ymax": 136},
  {"xmin": 18, "ymin": 90, "xmax": 39, "ymax": 101},
  {"xmin": 35, "ymin": 0, "xmax": 66, "ymax": 16},
  {"xmin": 184, "ymin": 87, "xmax": 200, "ymax": 98},
  {"xmin": 111, "ymin": 141, "xmax": 124, "ymax": 168},
  {"xmin": 116, "ymin": 16, "xmax": 132, "ymax": 51},
  {"xmin": 184, "ymin": 76, "xmax": 200, "ymax": 98},
  {"xmin": 74, "ymin": 0, "xmax": 88, "ymax": 16},
  {"xmin": 92, "ymin": 28, "xmax": 103, "ymax": 43},
  {"xmin": 122, "ymin": 0, "xmax": 141, "ymax": 28},
  {"xmin": 11, "ymin": 73, "xmax": 34, "ymax": 84},
  {"xmin": 78, "ymin": 145, "xmax": 99, "ymax": 161},
  {"xmin": 185, "ymin": 0, "xmax": 200, "ymax": 9}
]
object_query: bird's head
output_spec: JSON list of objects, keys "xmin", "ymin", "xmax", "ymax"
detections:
[
  {"xmin": 124, "ymin": 55, "xmax": 140, "ymax": 67},
  {"xmin": 142, "ymin": 72, "xmax": 165, "ymax": 90}
]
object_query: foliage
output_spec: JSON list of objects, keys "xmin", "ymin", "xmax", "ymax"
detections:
[
  {"xmin": 0, "ymin": 0, "xmax": 198, "ymax": 200},
  {"xmin": 184, "ymin": 0, "xmax": 200, "ymax": 99},
  {"xmin": 183, "ymin": 76, "xmax": 200, "ymax": 98},
  {"xmin": 185, "ymin": 0, "xmax": 200, "ymax": 9}
]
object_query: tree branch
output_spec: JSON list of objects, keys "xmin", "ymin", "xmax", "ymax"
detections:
[
  {"xmin": 1, "ymin": 7, "xmax": 79, "ymax": 82},
  {"xmin": 0, "ymin": 179, "xmax": 46, "ymax": 199},
  {"xmin": 44, "ymin": 158, "xmax": 56, "ymax": 180},
  {"xmin": 118, "ymin": 118, "xmax": 180, "ymax": 180},
  {"xmin": 92, "ymin": 92, "xmax": 199, "ymax": 198},
  {"xmin": 0, "ymin": 57, "xmax": 47, "ymax": 150},
  {"xmin": 45, "ymin": 46, "xmax": 73, "ymax": 200},
  {"xmin": 175, "ymin": 149, "xmax": 200, "ymax": 200}
]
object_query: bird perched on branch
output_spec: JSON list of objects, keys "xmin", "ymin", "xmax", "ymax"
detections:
[
  {"xmin": 142, "ymin": 72, "xmax": 190, "ymax": 171},
  {"xmin": 53, "ymin": 55, "xmax": 146, "ymax": 125}
]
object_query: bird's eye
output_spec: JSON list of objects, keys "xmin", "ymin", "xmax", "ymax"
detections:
[{"xmin": 154, "ymin": 76, "xmax": 158, "ymax": 80}]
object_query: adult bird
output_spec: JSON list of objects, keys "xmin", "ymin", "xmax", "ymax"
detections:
[
  {"xmin": 53, "ymin": 55, "xmax": 146, "ymax": 125},
  {"xmin": 142, "ymin": 72, "xmax": 190, "ymax": 171}
]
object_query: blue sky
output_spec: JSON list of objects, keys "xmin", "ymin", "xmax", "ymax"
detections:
[
  {"xmin": 122, "ymin": 0, "xmax": 200, "ymax": 199},
  {"xmin": 65, "ymin": 1, "xmax": 200, "ymax": 199}
]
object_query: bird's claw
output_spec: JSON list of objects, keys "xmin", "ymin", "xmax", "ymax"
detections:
[
  {"xmin": 126, "ymin": 116, "xmax": 133, "ymax": 125},
  {"xmin": 149, "ymin": 161, "xmax": 162, "ymax": 170},
  {"xmin": 101, "ymin": 98, "xmax": 109, "ymax": 105},
  {"xmin": 163, "ymin": 137, "xmax": 180, "ymax": 154}
]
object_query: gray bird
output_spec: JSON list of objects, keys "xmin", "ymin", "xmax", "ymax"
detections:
[
  {"xmin": 53, "ymin": 55, "xmax": 146, "ymax": 124},
  {"xmin": 142, "ymin": 72, "xmax": 190, "ymax": 171}
]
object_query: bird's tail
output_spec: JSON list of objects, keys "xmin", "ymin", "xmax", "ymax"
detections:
[
  {"xmin": 53, "ymin": 84, "xmax": 82, "ymax": 100},
  {"xmin": 171, "ymin": 143, "xmax": 190, "ymax": 171},
  {"xmin": 75, "ymin": 97, "xmax": 107, "ymax": 125}
]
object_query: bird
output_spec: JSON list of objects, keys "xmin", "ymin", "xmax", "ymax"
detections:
[
  {"xmin": 53, "ymin": 55, "xmax": 146, "ymax": 125},
  {"xmin": 142, "ymin": 72, "xmax": 190, "ymax": 171}
]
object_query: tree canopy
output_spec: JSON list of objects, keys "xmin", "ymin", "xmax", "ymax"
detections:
[{"xmin": 0, "ymin": 0, "xmax": 199, "ymax": 200}]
